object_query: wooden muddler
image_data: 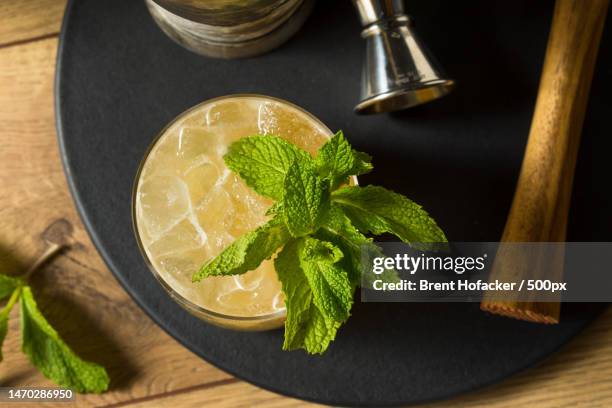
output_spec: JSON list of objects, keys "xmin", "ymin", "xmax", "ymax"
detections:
[{"xmin": 481, "ymin": 0, "xmax": 609, "ymax": 323}]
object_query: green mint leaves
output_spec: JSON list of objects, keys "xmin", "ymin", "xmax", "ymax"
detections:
[
  {"xmin": 333, "ymin": 185, "xmax": 447, "ymax": 247},
  {"xmin": 0, "ymin": 274, "xmax": 109, "ymax": 392},
  {"xmin": 194, "ymin": 131, "xmax": 446, "ymax": 354},
  {"xmin": 275, "ymin": 239, "xmax": 342, "ymax": 354},
  {"xmin": 315, "ymin": 131, "xmax": 373, "ymax": 189},
  {"xmin": 194, "ymin": 217, "xmax": 291, "ymax": 281},
  {"xmin": 298, "ymin": 238, "xmax": 353, "ymax": 323},
  {"xmin": 283, "ymin": 159, "xmax": 329, "ymax": 236},
  {"xmin": 20, "ymin": 287, "xmax": 110, "ymax": 393},
  {"xmin": 224, "ymin": 135, "xmax": 311, "ymax": 200},
  {"xmin": 0, "ymin": 274, "xmax": 22, "ymax": 300}
]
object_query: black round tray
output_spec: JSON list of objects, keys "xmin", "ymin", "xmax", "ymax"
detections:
[{"xmin": 56, "ymin": 0, "xmax": 611, "ymax": 406}]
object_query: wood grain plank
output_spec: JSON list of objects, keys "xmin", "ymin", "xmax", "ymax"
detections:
[
  {"xmin": 0, "ymin": 0, "xmax": 67, "ymax": 48},
  {"xmin": 0, "ymin": 37, "xmax": 232, "ymax": 408},
  {"xmin": 119, "ymin": 380, "xmax": 320, "ymax": 408}
]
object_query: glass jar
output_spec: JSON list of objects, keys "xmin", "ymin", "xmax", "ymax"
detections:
[{"xmin": 145, "ymin": 0, "xmax": 315, "ymax": 58}]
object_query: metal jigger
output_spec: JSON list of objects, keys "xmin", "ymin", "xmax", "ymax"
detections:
[{"xmin": 352, "ymin": 0, "xmax": 454, "ymax": 114}]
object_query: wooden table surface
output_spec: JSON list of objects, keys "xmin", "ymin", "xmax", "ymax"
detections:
[{"xmin": 1, "ymin": 1, "xmax": 611, "ymax": 407}]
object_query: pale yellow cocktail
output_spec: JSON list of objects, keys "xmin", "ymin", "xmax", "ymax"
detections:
[{"xmin": 133, "ymin": 95, "xmax": 331, "ymax": 329}]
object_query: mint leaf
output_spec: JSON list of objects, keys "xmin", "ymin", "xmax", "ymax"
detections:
[
  {"xmin": 0, "ymin": 287, "xmax": 21, "ymax": 362},
  {"xmin": 274, "ymin": 239, "xmax": 341, "ymax": 354},
  {"xmin": 317, "ymin": 204, "xmax": 373, "ymax": 286},
  {"xmin": 193, "ymin": 217, "xmax": 290, "ymax": 281},
  {"xmin": 283, "ymin": 159, "xmax": 329, "ymax": 237},
  {"xmin": 265, "ymin": 201, "xmax": 283, "ymax": 216},
  {"xmin": 298, "ymin": 237, "xmax": 353, "ymax": 323},
  {"xmin": 274, "ymin": 239, "xmax": 314, "ymax": 349},
  {"xmin": 321, "ymin": 204, "xmax": 371, "ymax": 247},
  {"xmin": 224, "ymin": 135, "xmax": 312, "ymax": 200},
  {"xmin": 317, "ymin": 205, "xmax": 399, "ymax": 287},
  {"xmin": 351, "ymin": 150, "xmax": 374, "ymax": 176},
  {"xmin": 0, "ymin": 274, "xmax": 22, "ymax": 300},
  {"xmin": 315, "ymin": 131, "xmax": 372, "ymax": 188},
  {"xmin": 299, "ymin": 308, "xmax": 341, "ymax": 355},
  {"xmin": 332, "ymin": 185, "xmax": 447, "ymax": 246},
  {"xmin": 20, "ymin": 286, "xmax": 109, "ymax": 393},
  {"xmin": 315, "ymin": 131, "xmax": 354, "ymax": 183}
]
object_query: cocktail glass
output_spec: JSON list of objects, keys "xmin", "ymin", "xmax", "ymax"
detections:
[{"xmin": 132, "ymin": 95, "xmax": 332, "ymax": 330}]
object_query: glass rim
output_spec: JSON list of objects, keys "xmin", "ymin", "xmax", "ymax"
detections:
[{"xmin": 131, "ymin": 93, "xmax": 334, "ymax": 322}]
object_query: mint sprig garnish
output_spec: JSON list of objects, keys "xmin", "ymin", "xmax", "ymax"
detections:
[
  {"xmin": 297, "ymin": 237, "xmax": 353, "ymax": 323},
  {"xmin": 193, "ymin": 131, "xmax": 447, "ymax": 354},
  {"xmin": 194, "ymin": 217, "xmax": 291, "ymax": 280},
  {"xmin": 20, "ymin": 287, "xmax": 109, "ymax": 393},
  {"xmin": 224, "ymin": 135, "xmax": 311, "ymax": 200},
  {"xmin": 282, "ymin": 159, "xmax": 329, "ymax": 236},
  {"xmin": 275, "ymin": 239, "xmax": 342, "ymax": 354},
  {"xmin": 315, "ymin": 130, "xmax": 373, "ymax": 189},
  {"xmin": 332, "ymin": 185, "xmax": 447, "ymax": 246},
  {"xmin": 0, "ymin": 253, "xmax": 110, "ymax": 392}
]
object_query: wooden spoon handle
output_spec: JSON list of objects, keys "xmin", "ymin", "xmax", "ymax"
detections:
[{"xmin": 481, "ymin": 0, "xmax": 609, "ymax": 323}]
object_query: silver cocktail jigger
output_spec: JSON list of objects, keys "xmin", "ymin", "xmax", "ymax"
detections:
[{"xmin": 352, "ymin": 0, "xmax": 454, "ymax": 114}]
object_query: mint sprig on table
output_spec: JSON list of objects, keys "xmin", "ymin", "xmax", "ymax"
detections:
[
  {"xmin": 193, "ymin": 131, "xmax": 446, "ymax": 354},
  {"xmin": 0, "ymin": 271, "xmax": 109, "ymax": 393}
]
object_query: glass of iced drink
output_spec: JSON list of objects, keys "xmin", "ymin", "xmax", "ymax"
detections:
[{"xmin": 132, "ymin": 95, "xmax": 332, "ymax": 330}]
